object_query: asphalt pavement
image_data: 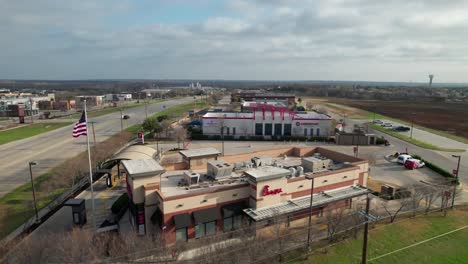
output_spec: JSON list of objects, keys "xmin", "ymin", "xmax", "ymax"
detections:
[
  {"xmin": 0, "ymin": 97, "xmax": 194, "ymax": 198},
  {"xmin": 335, "ymin": 112, "xmax": 468, "ymax": 188}
]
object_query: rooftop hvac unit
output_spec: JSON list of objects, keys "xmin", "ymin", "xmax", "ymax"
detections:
[
  {"xmin": 234, "ymin": 162, "xmax": 244, "ymax": 170},
  {"xmin": 296, "ymin": 166, "xmax": 304, "ymax": 176},
  {"xmin": 302, "ymin": 157, "xmax": 331, "ymax": 172},
  {"xmin": 289, "ymin": 167, "xmax": 296, "ymax": 178},
  {"xmin": 251, "ymin": 156, "xmax": 273, "ymax": 167},
  {"xmin": 183, "ymin": 171, "xmax": 200, "ymax": 186},
  {"xmin": 207, "ymin": 160, "xmax": 233, "ymax": 179}
]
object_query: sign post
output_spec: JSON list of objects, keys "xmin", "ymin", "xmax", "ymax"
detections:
[{"xmin": 137, "ymin": 131, "xmax": 144, "ymax": 144}]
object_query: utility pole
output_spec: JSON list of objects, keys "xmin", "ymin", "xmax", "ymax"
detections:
[
  {"xmin": 410, "ymin": 113, "xmax": 415, "ymax": 139},
  {"xmin": 89, "ymin": 121, "xmax": 97, "ymax": 145},
  {"xmin": 29, "ymin": 161, "xmax": 39, "ymax": 223},
  {"xmin": 306, "ymin": 174, "xmax": 315, "ymax": 251},
  {"xmin": 361, "ymin": 195, "xmax": 370, "ymax": 264},
  {"xmin": 29, "ymin": 98, "xmax": 34, "ymax": 123},
  {"xmin": 119, "ymin": 109, "xmax": 123, "ymax": 132},
  {"xmin": 145, "ymin": 101, "xmax": 148, "ymax": 119},
  {"xmin": 451, "ymin": 155, "xmax": 461, "ymax": 208},
  {"xmin": 221, "ymin": 127, "xmax": 225, "ymax": 156}
]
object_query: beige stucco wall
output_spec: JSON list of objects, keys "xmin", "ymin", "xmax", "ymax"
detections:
[
  {"xmin": 161, "ymin": 186, "xmax": 251, "ymax": 215},
  {"xmin": 131, "ymin": 175, "xmax": 161, "ymax": 204}
]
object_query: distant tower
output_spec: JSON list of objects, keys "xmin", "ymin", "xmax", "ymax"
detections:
[{"xmin": 428, "ymin": 74, "xmax": 434, "ymax": 87}]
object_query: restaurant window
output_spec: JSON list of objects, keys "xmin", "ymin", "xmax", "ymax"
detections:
[
  {"xmin": 195, "ymin": 221, "xmax": 216, "ymax": 238},
  {"xmin": 274, "ymin": 123, "xmax": 282, "ymax": 135},
  {"xmin": 176, "ymin": 228, "xmax": 187, "ymax": 242},
  {"xmin": 283, "ymin": 124, "xmax": 292, "ymax": 136},
  {"xmin": 304, "ymin": 128, "xmax": 307, "ymax": 137},
  {"xmin": 316, "ymin": 128, "xmax": 320, "ymax": 136},
  {"xmin": 223, "ymin": 215, "xmax": 242, "ymax": 232},
  {"xmin": 310, "ymin": 128, "xmax": 314, "ymax": 136},
  {"xmin": 265, "ymin": 123, "xmax": 272, "ymax": 135},
  {"xmin": 232, "ymin": 127, "xmax": 236, "ymax": 135},
  {"xmin": 255, "ymin": 123, "xmax": 263, "ymax": 135}
]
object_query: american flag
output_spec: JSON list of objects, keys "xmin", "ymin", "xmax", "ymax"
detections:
[{"xmin": 72, "ymin": 111, "xmax": 87, "ymax": 138}]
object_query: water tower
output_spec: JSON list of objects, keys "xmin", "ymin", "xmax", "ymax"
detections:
[{"xmin": 428, "ymin": 74, "xmax": 434, "ymax": 87}]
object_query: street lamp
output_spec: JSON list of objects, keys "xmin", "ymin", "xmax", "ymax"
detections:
[
  {"xmin": 221, "ymin": 126, "xmax": 228, "ymax": 156},
  {"xmin": 28, "ymin": 161, "xmax": 40, "ymax": 223},
  {"xmin": 410, "ymin": 112, "xmax": 415, "ymax": 139},
  {"xmin": 451, "ymin": 155, "xmax": 461, "ymax": 208},
  {"xmin": 305, "ymin": 173, "xmax": 315, "ymax": 250}
]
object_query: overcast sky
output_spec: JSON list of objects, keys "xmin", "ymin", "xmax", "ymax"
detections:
[{"xmin": 1, "ymin": 0, "xmax": 467, "ymax": 82}]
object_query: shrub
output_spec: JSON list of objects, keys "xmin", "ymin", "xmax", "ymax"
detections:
[
  {"xmin": 411, "ymin": 154, "xmax": 456, "ymax": 182},
  {"xmin": 157, "ymin": 115, "xmax": 169, "ymax": 122},
  {"xmin": 376, "ymin": 136, "xmax": 386, "ymax": 145},
  {"xmin": 111, "ymin": 193, "xmax": 129, "ymax": 214}
]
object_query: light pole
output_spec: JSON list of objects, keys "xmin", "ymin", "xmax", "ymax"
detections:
[
  {"xmin": 305, "ymin": 174, "xmax": 315, "ymax": 250},
  {"xmin": 451, "ymin": 155, "xmax": 461, "ymax": 208},
  {"xmin": 119, "ymin": 108, "xmax": 123, "ymax": 132},
  {"xmin": 361, "ymin": 194, "xmax": 370, "ymax": 264},
  {"xmin": 410, "ymin": 113, "xmax": 415, "ymax": 139},
  {"xmin": 221, "ymin": 126, "xmax": 228, "ymax": 156},
  {"xmin": 29, "ymin": 161, "xmax": 40, "ymax": 223},
  {"xmin": 29, "ymin": 98, "xmax": 34, "ymax": 124}
]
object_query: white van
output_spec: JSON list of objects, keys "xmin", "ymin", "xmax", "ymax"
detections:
[{"xmin": 397, "ymin": 154, "xmax": 412, "ymax": 164}]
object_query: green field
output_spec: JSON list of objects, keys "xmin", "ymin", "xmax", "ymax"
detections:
[
  {"xmin": 287, "ymin": 209, "xmax": 468, "ymax": 264},
  {"xmin": 0, "ymin": 172, "xmax": 66, "ymax": 239},
  {"xmin": 0, "ymin": 122, "xmax": 72, "ymax": 145},
  {"xmin": 370, "ymin": 124, "xmax": 465, "ymax": 152}
]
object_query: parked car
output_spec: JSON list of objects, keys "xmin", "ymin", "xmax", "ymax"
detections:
[
  {"xmin": 122, "ymin": 115, "xmax": 130, "ymax": 119},
  {"xmin": 404, "ymin": 159, "xmax": 425, "ymax": 169},
  {"xmin": 381, "ymin": 122, "xmax": 392, "ymax": 127},
  {"xmin": 373, "ymin": 120, "xmax": 383, "ymax": 124},
  {"xmin": 392, "ymin": 126, "xmax": 410, "ymax": 132},
  {"xmin": 397, "ymin": 154, "xmax": 412, "ymax": 164}
]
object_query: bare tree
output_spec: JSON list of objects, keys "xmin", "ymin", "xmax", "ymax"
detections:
[
  {"xmin": 174, "ymin": 127, "xmax": 188, "ymax": 149},
  {"xmin": 160, "ymin": 119, "xmax": 172, "ymax": 138},
  {"xmin": 381, "ymin": 197, "xmax": 410, "ymax": 223},
  {"xmin": 421, "ymin": 185, "xmax": 443, "ymax": 214},
  {"xmin": 305, "ymin": 100, "xmax": 314, "ymax": 111},
  {"xmin": 325, "ymin": 207, "xmax": 347, "ymax": 241},
  {"xmin": 407, "ymin": 185, "xmax": 426, "ymax": 217}
]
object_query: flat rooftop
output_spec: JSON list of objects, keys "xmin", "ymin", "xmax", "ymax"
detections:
[
  {"xmin": 244, "ymin": 166, "xmax": 291, "ymax": 183},
  {"xmin": 122, "ymin": 159, "xmax": 165, "ymax": 178},
  {"xmin": 179, "ymin": 148, "xmax": 221, "ymax": 158},
  {"xmin": 159, "ymin": 170, "xmax": 248, "ymax": 197},
  {"xmin": 155, "ymin": 147, "xmax": 366, "ymax": 198}
]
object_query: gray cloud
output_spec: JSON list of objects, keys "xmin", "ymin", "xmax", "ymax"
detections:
[{"xmin": 0, "ymin": 0, "xmax": 467, "ymax": 81}]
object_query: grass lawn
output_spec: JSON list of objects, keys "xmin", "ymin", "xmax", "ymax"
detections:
[
  {"xmin": 0, "ymin": 172, "xmax": 66, "ymax": 239},
  {"xmin": 0, "ymin": 122, "xmax": 72, "ymax": 145},
  {"xmin": 370, "ymin": 124, "xmax": 465, "ymax": 152},
  {"xmin": 287, "ymin": 209, "xmax": 468, "ymax": 264}
]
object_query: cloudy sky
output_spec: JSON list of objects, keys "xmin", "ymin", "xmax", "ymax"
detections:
[{"xmin": 1, "ymin": 0, "xmax": 467, "ymax": 82}]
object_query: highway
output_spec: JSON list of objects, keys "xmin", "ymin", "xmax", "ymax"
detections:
[{"xmin": 0, "ymin": 97, "xmax": 194, "ymax": 198}]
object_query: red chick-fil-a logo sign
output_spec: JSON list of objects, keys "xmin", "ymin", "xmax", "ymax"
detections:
[{"xmin": 262, "ymin": 185, "xmax": 283, "ymax": 196}]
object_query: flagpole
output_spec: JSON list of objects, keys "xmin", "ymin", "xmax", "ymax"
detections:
[{"xmin": 84, "ymin": 99, "xmax": 96, "ymax": 230}]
